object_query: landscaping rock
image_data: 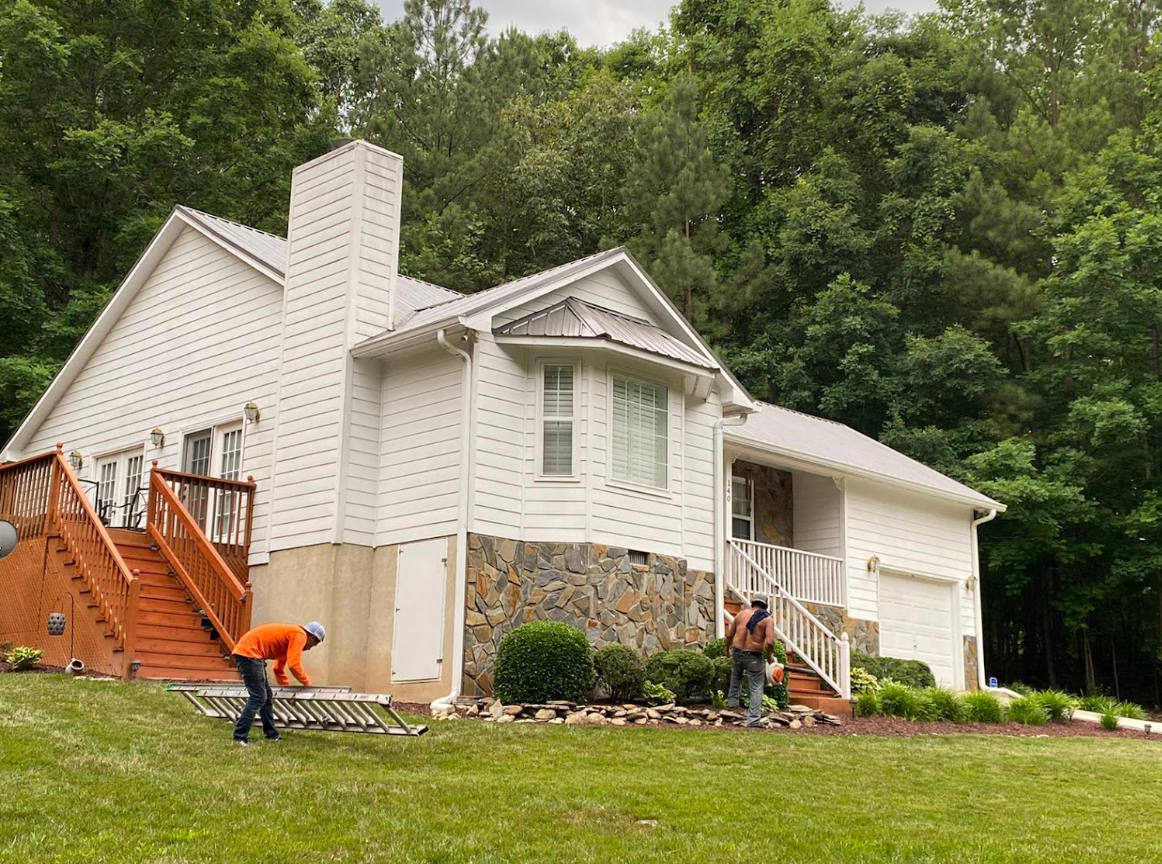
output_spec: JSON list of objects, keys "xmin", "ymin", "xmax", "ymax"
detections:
[
  {"xmin": 789, "ymin": 719, "xmax": 802, "ymax": 729},
  {"xmin": 502, "ymin": 705, "xmax": 523, "ymax": 716},
  {"xmin": 497, "ymin": 715, "xmax": 514, "ymax": 724},
  {"xmin": 534, "ymin": 709, "xmax": 557, "ymax": 721},
  {"xmin": 564, "ymin": 712, "xmax": 586, "ymax": 726}
]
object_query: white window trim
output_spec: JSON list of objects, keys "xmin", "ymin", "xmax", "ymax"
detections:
[
  {"xmin": 731, "ymin": 475, "xmax": 754, "ymax": 541},
  {"xmin": 606, "ymin": 367, "xmax": 671, "ymax": 496},
  {"xmin": 177, "ymin": 415, "xmax": 247, "ymax": 475},
  {"xmin": 534, "ymin": 358, "xmax": 580, "ymax": 482}
]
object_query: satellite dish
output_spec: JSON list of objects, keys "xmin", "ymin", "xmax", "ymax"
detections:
[{"xmin": 0, "ymin": 521, "xmax": 16, "ymax": 559}]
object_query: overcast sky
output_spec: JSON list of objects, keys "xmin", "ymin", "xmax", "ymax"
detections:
[{"xmin": 373, "ymin": 0, "xmax": 940, "ymax": 48}]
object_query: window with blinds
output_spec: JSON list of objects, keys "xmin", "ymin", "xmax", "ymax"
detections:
[
  {"xmin": 541, "ymin": 364, "xmax": 575, "ymax": 476},
  {"xmin": 611, "ymin": 373, "xmax": 668, "ymax": 489}
]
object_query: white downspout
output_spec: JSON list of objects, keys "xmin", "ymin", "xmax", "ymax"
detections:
[
  {"xmin": 713, "ymin": 412, "xmax": 749, "ymax": 637},
  {"xmin": 432, "ymin": 328, "xmax": 472, "ymax": 711},
  {"xmin": 971, "ymin": 509, "xmax": 997, "ymax": 690}
]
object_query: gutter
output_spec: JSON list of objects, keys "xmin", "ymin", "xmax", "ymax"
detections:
[
  {"xmin": 970, "ymin": 509, "xmax": 998, "ymax": 689},
  {"xmin": 713, "ymin": 412, "xmax": 750, "ymax": 637},
  {"xmin": 432, "ymin": 328, "xmax": 473, "ymax": 712}
]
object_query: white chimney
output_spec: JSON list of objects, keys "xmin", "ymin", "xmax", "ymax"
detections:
[{"xmin": 267, "ymin": 140, "xmax": 403, "ymax": 551}]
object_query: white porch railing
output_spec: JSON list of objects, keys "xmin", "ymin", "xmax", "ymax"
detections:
[
  {"xmin": 728, "ymin": 540, "xmax": 851, "ymax": 700},
  {"xmin": 730, "ymin": 538, "xmax": 845, "ymax": 607}
]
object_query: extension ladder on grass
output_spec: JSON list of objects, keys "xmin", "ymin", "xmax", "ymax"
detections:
[{"xmin": 167, "ymin": 684, "xmax": 428, "ymax": 736}]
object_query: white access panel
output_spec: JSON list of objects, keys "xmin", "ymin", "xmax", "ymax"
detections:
[
  {"xmin": 878, "ymin": 571, "xmax": 956, "ymax": 687},
  {"xmin": 391, "ymin": 537, "xmax": 448, "ymax": 682}
]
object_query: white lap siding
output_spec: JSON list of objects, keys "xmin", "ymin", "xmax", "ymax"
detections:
[
  {"xmin": 471, "ymin": 335, "xmax": 526, "ymax": 539},
  {"xmin": 843, "ymin": 478, "xmax": 976, "ymax": 640},
  {"xmin": 792, "ymin": 473, "xmax": 843, "ymax": 559},
  {"xmin": 377, "ymin": 346, "xmax": 463, "ymax": 544},
  {"xmin": 22, "ymin": 226, "xmax": 283, "ymax": 562}
]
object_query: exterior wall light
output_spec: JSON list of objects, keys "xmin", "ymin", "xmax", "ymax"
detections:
[
  {"xmin": 244, "ymin": 401, "xmax": 261, "ymax": 424},
  {"xmin": 150, "ymin": 428, "xmax": 165, "ymax": 448},
  {"xmin": 68, "ymin": 450, "xmax": 83, "ymax": 470}
]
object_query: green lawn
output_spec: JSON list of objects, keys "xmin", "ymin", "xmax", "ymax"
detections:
[{"xmin": 1, "ymin": 676, "xmax": 1160, "ymax": 864}]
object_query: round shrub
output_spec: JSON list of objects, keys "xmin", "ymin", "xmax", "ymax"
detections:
[
  {"xmin": 1006, "ymin": 696, "xmax": 1048, "ymax": 726},
  {"xmin": 493, "ymin": 621, "xmax": 596, "ymax": 704},
  {"xmin": 594, "ymin": 643, "xmax": 645, "ymax": 702},
  {"xmin": 643, "ymin": 649, "xmax": 716, "ymax": 704},
  {"xmin": 710, "ymin": 655, "xmax": 731, "ymax": 695},
  {"xmin": 850, "ymin": 651, "xmax": 936, "ymax": 689},
  {"xmin": 962, "ymin": 690, "xmax": 1004, "ymax": 723}
]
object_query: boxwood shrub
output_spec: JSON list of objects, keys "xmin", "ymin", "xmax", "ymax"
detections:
[
  {"xmin": 643, "ymin": 649, "xmax": 715, "ymax": 704},
  {"xmin": 851, "ymin": 650, "xmax": 936, "ymax": 689},
  {"xmin": 493, "ymin": 621, "xmax": 596, "ymax": 704},
  {"xmin": 594, "ymin": 643, "xmax": 645, "ymax": 702}
]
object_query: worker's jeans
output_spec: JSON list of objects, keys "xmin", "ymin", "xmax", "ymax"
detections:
[
  {"xmin": 727, "ymin": 651, "xmax": 765, "ymax": 725},
  {"xmin": 232, "ymin": 655, "xmax": 278, "ymax": 741}
]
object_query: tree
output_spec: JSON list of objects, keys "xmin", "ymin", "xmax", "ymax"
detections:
[{"xmin": 623, "ymin": 72, "xmax": 730, "ymax": 324}]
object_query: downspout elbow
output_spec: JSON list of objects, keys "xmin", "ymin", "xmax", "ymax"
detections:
[{"xmin": 432, "ymin": 328, "xmax": 472, "ymax": 711}]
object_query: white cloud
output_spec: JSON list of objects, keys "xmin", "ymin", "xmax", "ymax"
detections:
[{"xmin": 371, "ymin": 0, "xmax": 939, "ymax": 48}]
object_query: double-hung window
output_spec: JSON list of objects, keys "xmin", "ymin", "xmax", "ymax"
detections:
[
  {"xmin": 611, "ymin": 373, "xmax": 668, "ymax": 489},
  {"xmin": 540, "ymin": 363, "xmax": 576, "ymax": 477},
  {"xmin": 731, "ymin": 476, "xmax": 754, "ymax": 541}
]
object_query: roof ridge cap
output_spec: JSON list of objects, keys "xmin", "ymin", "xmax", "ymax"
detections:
[{"xmin": 176, "ymin": 205, "xmax": 287, "ymax": 242}]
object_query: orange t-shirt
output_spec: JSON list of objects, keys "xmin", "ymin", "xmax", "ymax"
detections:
[{"xmin": 233, "ymin": 623, "xmax": 312, "ymax": 687}]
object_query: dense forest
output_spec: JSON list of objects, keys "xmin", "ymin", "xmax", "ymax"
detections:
[{"xmin": 3, "ymin": 0, "xmax": 1162, "ymax": 702}]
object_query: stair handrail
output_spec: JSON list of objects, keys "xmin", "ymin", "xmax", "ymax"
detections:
[
  {"xmin": 146, "ymin": 465, "xmax": 251, "ymax": 652},
  {"xmin": 18, "ymin": 447, "xmax": 141, "ymax": 660},
  {"xmin": 729, "ymin": 539, "xmax": 851, "ymax": 699}
]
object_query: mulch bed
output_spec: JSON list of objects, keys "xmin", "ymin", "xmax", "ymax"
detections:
[{"xmin": 394, "ymin": 700, "xmax": 1159, "ymax": 740}]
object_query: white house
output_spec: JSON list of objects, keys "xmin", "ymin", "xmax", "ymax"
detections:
[{"xmin": 0, "ymin": 140, "xmax": 1004, "ymax": 705}]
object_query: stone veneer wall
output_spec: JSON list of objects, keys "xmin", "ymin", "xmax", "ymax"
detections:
[
  {"xmin": 463, "ymin": 533, "xmax": 715, "ymax": 696},
  {"xmin": 802, "ymin": 603, "xmax": 880, "ymax": 656},
  {"xmin": 733, "ymin": 462, "xmax": 793, "ymax": 546},
  {"xmin": 963, "ymin": 636, "xmax": 979, "ymax": 690}
]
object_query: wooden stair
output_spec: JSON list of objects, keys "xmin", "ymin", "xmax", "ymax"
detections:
[{"xmin": 107, "ymin": 529, "xmax": 239, "ymax": 682}]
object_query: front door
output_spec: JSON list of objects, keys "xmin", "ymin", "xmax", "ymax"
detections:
[{"xmin": 391, "ymin": 538, "xmax": 448, "ymax": 682}]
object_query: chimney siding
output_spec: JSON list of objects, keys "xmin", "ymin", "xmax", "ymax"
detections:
[{"xmin": 268, "ymin": 141, "xmax": 403, "ymax": 551}]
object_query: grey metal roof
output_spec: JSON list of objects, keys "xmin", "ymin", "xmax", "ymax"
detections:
[
  {"xmin": 495, "ymin": 297, "xmax": 716, "ymax": 369},
  {"xmin": 726, "ymin": 402, "xmax": 1004, "ymax": 510},
  {"xmin": 176, "ymin": 206, "xmax": 460, "ymax": 311},
  {"xmin": 387, "ymin": 247, "xmax": 627, "ymax": 335}
]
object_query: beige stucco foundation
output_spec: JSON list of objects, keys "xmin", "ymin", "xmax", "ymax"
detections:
[{"xmin": 247, "ymin": 535, "xmax": 459, "ymax": 702}]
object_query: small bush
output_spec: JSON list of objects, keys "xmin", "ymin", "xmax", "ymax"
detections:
[
  {"xmin": 710, "ymin": 656, "xmax": 732, "ymax": 695},
  {"xmin": 962, "ymin": 690, "xmax": 1005, "ymax": 723},
  {"xmin": 1077, "ymin": 694, "xmax": 1116, "ymax": 714},
  {"xmin": 1032, "ymin": 690, "xmax": 1075, "ymax": 723},
  {"xmin": 5, "ymin": 646, "xmax": 43, "ymax": 672},
  {"xmin": 493, "ymin": 621, "xmax": 596, "ymax": 704},
  {"xmin": 1100, "ymin": 711, "xmax": 1120, "ymax": 731},
  {"xmin": 593, "ymin": 644, "xmax": 645, "ymax": 702},
  {"xmin": 702, "ymin": 638, "xmax": 727, "ymax": 660},
  {"xmin": 1114, "ymin": 701, "xmax": 1147, "ymax": 720},
  {"xmin": 643, "ymin": 649, "xmax": 716, "ymax": 704},
  {"xmin": 851, "ymin": 651, "xmax": 936, "ymax": 689},
  {"xmin": 925, "ymin": 688, "xmax": 966, "ymax": 723},
  {"xmin": 879, "ymin": 682, "xmax": 929, "ymax": 721},
  {"xmin": 854, "ymin": 689, "xmax": 882, "ymax": 717},
  {"xmin": 642, "ymin": 680, "xmax": 676, "ymax": 705},
  {"xmin": 710, "ymin": 689, "xmax": 728, "ymax": 709},
  {"xmin": 1007, "ymin": 681, "xmax": 1036, "ymax": 697},
  {"xmin": 1006, "ymin": 696, "xmax": 1049, "ymax": 726},
  {"xmin": 850, "ymin": 666, "xmax": 880, "ymax": 694}
]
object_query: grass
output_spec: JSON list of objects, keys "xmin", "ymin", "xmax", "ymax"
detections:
[{"xmin": 2, "ymin": 676, "xmax": 1162, "ymax": 863}]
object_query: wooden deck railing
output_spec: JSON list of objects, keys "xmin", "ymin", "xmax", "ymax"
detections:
[
  {"xmin": 0, "ymin": 446, "xmax": 140, "ymax": 658},
  {"xmin": 147, "ymin": 466, "xmax": 252, "ymax": 651}
]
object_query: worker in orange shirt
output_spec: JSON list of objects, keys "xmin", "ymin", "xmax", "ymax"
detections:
[{"xmin": 230, "ymin": 621, "xmax": 326, "ymax": 745}]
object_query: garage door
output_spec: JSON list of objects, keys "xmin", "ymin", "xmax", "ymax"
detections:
[{"xmin": 878, "ymin": 572, "xmax": 956, "ymax": 687}]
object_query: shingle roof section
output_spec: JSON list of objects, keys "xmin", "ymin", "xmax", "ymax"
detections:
[
  {"xmin": 726, "ymin": 402, "xmax": 1003, "ymax": 509},
  {"xmin": 496, "ymin": 297, "xmax": 716, "ymax": 369},
  {"xmin": 176, "ymin": 206, "xmax": 461, "ymax": 311},
  {"xmin": 387, "ymin": 247, "xmax": 627, "ymax": 335}
]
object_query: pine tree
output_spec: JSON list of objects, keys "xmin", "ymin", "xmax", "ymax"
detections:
[{"xmin": 623, "ymin": 72, "xmax": 731, "ymax": 324}]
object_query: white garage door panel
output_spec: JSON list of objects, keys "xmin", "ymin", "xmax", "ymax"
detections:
[
  {"xmin": 878, "ymin": 573, "xmax": 955, "ymax": 687},
  {"xmin": 392, "ymin": 537, "xmax": 448, "ymax": 682}
]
